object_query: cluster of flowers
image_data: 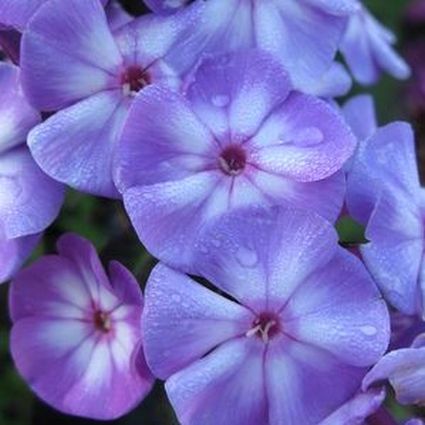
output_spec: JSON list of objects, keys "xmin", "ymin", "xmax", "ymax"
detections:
[{"xmin": 0, "ymin": 0, "xmax": 423, "ymax": 424}]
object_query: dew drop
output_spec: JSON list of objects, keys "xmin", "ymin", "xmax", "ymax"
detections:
[
  {"xmin": 360, "ymin": 325, "xmax": 377, "ymax": 336},
  {"xmin": 236, "ymin": 247, "xmax": 258, "ymax": 268}
]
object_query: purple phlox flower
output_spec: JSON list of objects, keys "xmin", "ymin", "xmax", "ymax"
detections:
[
  {"xmin": 0, "ymin": 0, "xmax": 108, "ymax": 31},
  {"xmin": 21, "ymin": 0, "xmax": 197, "ymax": 197},
  {"xmin": 363, "ymin": 331, "xmax": 425, "ymax": 408},
  {"xmin": 151, "ymin": 0, "xmax": 358, "ymax": 97},
  {"xmin": 340, "ymin": 4, "xmax": 411, "ymax": 85},
  {"xmin": 10, "ymin": 233, "xmax": 154, "ymax": 420},
  {"xmin": 115, "ymin": 50, "xmax": 356, "ymax": 272},
  {"xmin": 343, "ymin": 94, "xmax": 425, "ymax": 316},
  {"xmin": 142, "ymin": 206, "xmax": 390, "ymax": 425},
  {"xmin": 0, "ymin": 62, "xmax": 64, "ymax": 283}
]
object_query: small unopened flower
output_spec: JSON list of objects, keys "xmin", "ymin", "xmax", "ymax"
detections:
[
  {"xmin": 10, "ymin": 233, "xmax": 153, "ymax": 420},
  {"xmin": 115, "ymin": 50, "xmax": 356, "ymax": 271},
  {"xmin": 142, "ymin": 206, "xmax": 389, "ymax": 425}
]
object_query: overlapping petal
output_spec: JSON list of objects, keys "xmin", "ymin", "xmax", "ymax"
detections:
[
  {"xmin": 249, "ymin": 92, "xmax": 356, "ymax": 182},
  {"xmin": 0, "ymin": 146, "xmax": 64, "ymax": 238},
  {"xmin": 143, "ymin": 263, "xmax": 253, "ymax": 379},
  {"xmin": 28, "ymin": 91, "xmax": 129, "ymax": 198},
  {"xmin": 166, "ymin": 338, "xmax": 267, "ymax": 425},
  {"xmin": 194, "ymin": 207, "xmax": 338, "ymax": 312},
  {"xmin": 0, "ymin": 63, "xmax": 40, "ymax": 153},
  {"xmin": 21, "ymin": 0, "xmax": 122, "ymax": 110},
  {"xmin": 346, "ymin": 122, "xmax": 419, "ymax": 225}
]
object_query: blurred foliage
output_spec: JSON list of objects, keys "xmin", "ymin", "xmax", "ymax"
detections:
[{"xmin": 0, "ymin": 0, "xmax": 420, "ymax": 424}]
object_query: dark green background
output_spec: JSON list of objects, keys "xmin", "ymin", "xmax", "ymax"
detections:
[{"xmin": 0, "ymin": 1, "xmax": 421, "ymax": 424}]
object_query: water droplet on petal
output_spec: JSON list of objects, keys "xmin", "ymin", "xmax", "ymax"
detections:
[
  {"xmin": 236, "ymin": 247, "xmax": 258, "ymax": 268},
  {"xmin": 360, "ymin": 325, "xmax": 377, "ymax": 336},
  {"xmin": 171, "ymin": 294, "xmax": 181, "ymax": 302}
]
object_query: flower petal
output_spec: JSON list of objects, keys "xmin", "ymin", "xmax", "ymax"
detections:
[
  {"xmin": 0, "ymin": 0, "xmax": 45, "ymax": 31},
  {"xmin": 194, "ymin": 206, "xmax": 338, "ymax": 312},
  {"xmin": 21, "ymin": 0, "xmax": 122, "ymax": 110},
  {"xmin": 115, "ymin": 85, "xmax": 215, "ymax": 192},
  {"xmin": 361, "ymin": 188, "xmax": 423, "ymax": 315},
  {"xmin": 346, "ymin": 122, "xmax": 419, "ymax": 225},
  {"xmin": 266, "ymin": 335, "xmax": 366, "ymax": 425},
  {"xmin": 248, "ymin": 167, "xmax": 346, "ymax": 222},
  {"xmin": 319, "ymin": 388, "xmax": 385, "ymax": 425},
  {"xmin": 282, "ymin": 249, "xmax": 390, "ymax": 367},
  {"xmin": 363, "ymin": 346, "xmax": 425, "ymax": 406},
  {"xmin": 0, "ymin": 146, "xmax": 64, "ymax": 238},
  {"xmin": 143, "ymin": 263, "xmax": 253, "ymax": 379},
  {"xmin": 253, "ymin": 0, "xmax": 347, "ymax": 90},
  {"xmin": 0, "ymin": 231, "xmax": 39, "ymax": 284},
  {"xmin": 166, "ymin": 337, "xmax": 267, "ymax": 425},
  {"xmin": 123, "ymin": 171, "xmax": 224, "ymax": 272},
  {"xmin": 342, "ymin": 95, "xmax": 378, "ymax": 141},
  {"xmin": 0, "ymin": 63, "xmax": 40, "ymax": 153},
  {"xmin": 249, "ymin": 92, "xmax": 356, "ymax": 182},
  {"xmin": 185, "ymin": 50, "xmax": 291, "ymax": 142},
  {"xmin": 28, "ymin": 91, "xmax": 128, "ymax": 198}
]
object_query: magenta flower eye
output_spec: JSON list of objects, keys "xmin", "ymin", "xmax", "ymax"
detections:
[
  {"xmin": 121, "ymin": 65, "xmax": 152, "ymax": 95},
  {"xmin": 93, "ymin": 309, "xmax": 112, "ymax": 333},
  {"xmin": 246, "ymin": 312, "xmax": 281, "ymax": 343},
  {"xmin": 218, "ymin": 144, "xmax": 247, "ymax": 176}
]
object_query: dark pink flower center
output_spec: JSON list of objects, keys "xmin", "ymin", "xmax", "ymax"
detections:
[
  {"xmin": 247, "ymin": 312, "xmax": 281, "ymax": 343},
  {"xmin": 93, "ymin": 310, "xmax": 112, "ymax": 333},
  {"xmin": 121, "ymin": 65, "xmax": 151, "ymax": 94},
  {"xmin": 218, "ymin": 144, "xmax": 247, "ymax": 176}
]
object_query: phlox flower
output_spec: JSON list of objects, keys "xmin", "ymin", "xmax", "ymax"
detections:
[
  {"xmin": 142, "ymin": 206, "xmax": 390, "ymax": 425},
  {"xmin": 0, "ymin": 62, "xmax": 64, "ymax": 283},
  {"xmin": 340, "ymin": 4, "xmax": 411, "ymax": 85},
  {"xmin": 21, "ymin": 0, "xmax": 197, "ymax": 197},
  {"xmin": 144, "ymin": 0, "xmax": 359, "ymax": 96},
  {"xmin": 115, "ymin": 50, "xmax": 356, "ymax": 271},
  {"xmin": 343, "ymin": 95, "xmax": 425, "ymax": 316},
  {"xmin": 10, "ymin": 233, "xmax": 153, "ymax": 419}
]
